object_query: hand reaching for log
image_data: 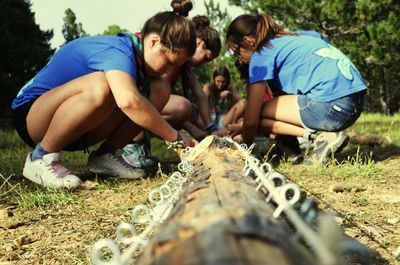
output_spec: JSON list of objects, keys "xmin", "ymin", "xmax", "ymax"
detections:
[
  {"xmin": 182, "ymin": 134, "xmax": 198, "ymax": 148},
  {"xmin": 166, "ymin": 132, "xmax": 198, "ymax": 152},
  {"xmin": 209, "ymin": 123, "xmax": 244, "ymax": 143},
  {"xmin": 227, "ymin": 123, "xmax": 242, "ymax": 137}
]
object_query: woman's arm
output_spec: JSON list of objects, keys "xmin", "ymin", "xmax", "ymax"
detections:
[
  {"xmin": 230, "ymin": 87, "xmax": 242, "ymax": 103},
  {"xmin": 106, "ymin": 70, "xmax": 179, "ymax": 142},
  {"xmin": 203, "ymin": 83, "xmax": 212, "ymax": 98},
  {"xmin": 181, "ymin": 67, "xmax": 212, "ymax": 126},
  {"xmin": 242, "ymin": 81, "xmax": 267, "ymax": 146}
]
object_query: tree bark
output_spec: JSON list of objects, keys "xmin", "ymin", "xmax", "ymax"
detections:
[{"xmin": 138, "ymin": 138, "xmax": 315, "ymax": 265}]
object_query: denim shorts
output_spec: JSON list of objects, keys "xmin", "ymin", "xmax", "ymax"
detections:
[{"xmin": 298, "ymin": 90, "xmax": 366, "ymax": 132}]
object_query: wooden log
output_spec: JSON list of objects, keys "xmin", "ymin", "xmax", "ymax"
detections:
[{"xmin": 138, "ymin": 137, "xmax": 316, "ymax": 265}]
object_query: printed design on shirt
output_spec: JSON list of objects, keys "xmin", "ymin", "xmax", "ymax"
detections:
[{"xmin": 314, "ymin": 44, "xmax": 360, "ymax": 81}]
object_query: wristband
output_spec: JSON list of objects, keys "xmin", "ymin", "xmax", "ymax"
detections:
[
  {"xmin": 205, "ymin": 123, "xmax": 215, "ymax": 130},
  {"xmin": 205, "ymin": 122, "xmax": 216, "ymax": 134},
  {"xmin": 165, "ymin": 131, "xmax": 184, "ymax": 150}
]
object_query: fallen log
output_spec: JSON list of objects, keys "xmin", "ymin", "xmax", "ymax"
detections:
[{"xmin": 138, "ymin": 137, "xmax": 316, "ymax": 265}]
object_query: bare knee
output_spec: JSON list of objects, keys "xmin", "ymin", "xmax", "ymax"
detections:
[
  {"xmin": 162, "ymin": 96, "xmax": 191, "ymax": 124},
  {"xmin": 83, "ymin": 72, "xmax": 114, "ymax": 107},
  {"xmin": 174, "ymin": 98, "xmax": 191, "ymax": 121}
]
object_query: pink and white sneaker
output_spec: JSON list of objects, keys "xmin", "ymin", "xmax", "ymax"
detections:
[{"xmin": 22, "ymin": 152, "xmax": 82, "ymax": 190}]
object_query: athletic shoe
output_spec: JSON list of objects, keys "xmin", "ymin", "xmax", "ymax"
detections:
[
  {"xmin": 308, "ymin": 131, "xmax": 350, "ymax": 164},
  {"xmin": 22, "ymin": 152, "xmax": 82, "ymax": 190},
  {"xmin": 122, "ymin": 141, "xmax": 159, "ymax": 169},
  {"xmin": 87, "ymin": 150, "xmax": 146, "ymax": 179},
  {"xmin": 274, "ymin": 135, "xmax": 304, "ymax": 164}
]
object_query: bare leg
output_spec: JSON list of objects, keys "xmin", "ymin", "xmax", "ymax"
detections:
[
  {"xmin": 222, "ymin": 99, "xmax": 246, "ymax": 128},
  {"xmin": 27, "ymin": 72, "xmax": 118, "ymax": 152},
  {"xmin": 161, "ymin": 94, "xmax": 191, "ymax": 128},
  {"xmin": 258, "ymin": 95, "xmax": 305, "ymax": 137},
  {"xmin": 130, "ymin": 78, "xmax": 171, "ymax": 143}
]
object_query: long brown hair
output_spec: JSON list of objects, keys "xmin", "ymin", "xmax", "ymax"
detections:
[
  {"xmin": 226, "ymin": 13, "xmax": 295, "ymax": 52},
  {"xmin": 142, "ymin": 0, "xmax": 196, "ymax": 56},
  {"xmin": 209, "ymin": 66, "xmax": 234, "ymax": 109}
]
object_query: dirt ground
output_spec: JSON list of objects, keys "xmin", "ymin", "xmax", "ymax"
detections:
[
  {"xmin": 285, "ymin": 158, "xmax": 400, "ymax": 265},
  {"xmin": 1, "ymin": 157, "xmax": 399, "ymax": 265}
]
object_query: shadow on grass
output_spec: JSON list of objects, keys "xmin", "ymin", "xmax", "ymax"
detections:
[
  {"xmin": 72, "ymin": 160, "xmax": 181, "ymax": 188},
  {"xmin": 336, "ymin": 142, "xmax": 400, "ymax": 163}
]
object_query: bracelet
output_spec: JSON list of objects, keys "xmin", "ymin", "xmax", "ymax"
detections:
[
  {"xmin": 165, "ymin": 131, "xmax": 184, "ymax": 150},
  {"xmin": 205, "ymin": 123, "xmax": 215, "ymax": 130},
  {"xmin": 205, "ymin": 122, "xmax": 216, "ymax": 134}
]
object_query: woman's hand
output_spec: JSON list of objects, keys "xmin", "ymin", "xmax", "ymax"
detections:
[
  {"xmin": 220, "ymin": 90, "xmax": 231, "ymax": 99},
  {"xmin": 182, "ymin": 134, "xmax": 198, "ymax": 148},
  {"xmin": 211, "ymin": 128, "xmax": 230, "ymax": 136},
  {"xmin": 227, "ymin": 123, "xmax": 243, "ymax": 137}
]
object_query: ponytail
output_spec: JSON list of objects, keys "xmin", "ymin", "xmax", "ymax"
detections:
[
  {"xmin": 171, "ymin": 0, "xmax": 193, "ymax": 17},
  {"xmin": 192, "ymin": 15, "xmax": 221, "ymax": 58},
  {"xmin": 227, "ymin": 13, "xmax": 295, "ymax": 52}
]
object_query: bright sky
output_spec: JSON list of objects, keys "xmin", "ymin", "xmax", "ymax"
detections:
[{"xmin": 30, "ymin": 0, "xmax": 243, "ymax": 48}]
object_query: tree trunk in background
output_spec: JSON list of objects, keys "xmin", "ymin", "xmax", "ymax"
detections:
[{"xmin": 378, "ymin": 67, "xmax": 390, "ymax": 114}]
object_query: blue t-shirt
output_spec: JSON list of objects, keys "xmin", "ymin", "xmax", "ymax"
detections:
[
  {"xmin": 295, "ymin": 30, "xmax": 329, "ymax": 42},
  {"xmin": 249, "ymin": 34, "xmax": 366, "ymax": 102},
  {"xmin": 12, "ymin": 34, "xmax": 138, "ymax": 109}
]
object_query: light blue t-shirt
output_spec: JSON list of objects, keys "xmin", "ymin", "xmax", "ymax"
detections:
[
  {"xmin": 249, "ymin": 34, "xmax": 366, "ymax": 102},
  {"xmin": 12, "ymin": 34, "xmax": 138, "ymax": 109}
]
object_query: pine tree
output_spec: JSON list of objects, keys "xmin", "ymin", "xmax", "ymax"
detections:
[
  {"xmin": 0, "ymin": 0, "xmax": 54, "ymax": 117},
  {"xmin": 61, "ymin": 8, "xmax": 88, "ymax": 44},
  {"xmin": 227, "ymin": 0, "xmax": 400, "ymax": 113}
]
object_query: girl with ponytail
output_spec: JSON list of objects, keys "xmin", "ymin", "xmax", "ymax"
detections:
[{"xmin": 226, "ymin": 13, "xmax": 367, "ymax": 164}]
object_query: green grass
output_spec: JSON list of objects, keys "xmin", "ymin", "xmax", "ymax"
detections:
[
  {"xmin": 351, "ymin": 112, "xmax": 400, "ymax": 143},
  {"xmin": 0, "ymin": 112, "xmax": 399, "ymax": 208}
]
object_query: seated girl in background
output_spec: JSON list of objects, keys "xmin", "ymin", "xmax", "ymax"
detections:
[
  {"xmin": 225, "ymin": 13, "xmax": 367, "ymax": 164},
  {"xmin": 203, "ymin": 66, "xmax": 245, "ymax": 130},
  {"xmin": 11, "ymin": 8, "xmax": 198, "ymax": 190}
]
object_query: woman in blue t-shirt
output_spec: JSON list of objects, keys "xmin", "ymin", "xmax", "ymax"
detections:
[
  {"xmin": 11, "ymin": 7, "xmax": 198, "ymax": 190},
  {"xmin": 225, "ymin": 13, "xmax": 367, "ymax": 164}
]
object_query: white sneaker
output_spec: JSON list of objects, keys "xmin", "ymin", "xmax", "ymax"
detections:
[
  {"xmin": 87, "ymin": 150, "xmax": 146, "ymax": 179},
  {"xmin": 309, "ymin": 131, "xmax": 350, "ymax": 164},
  {"xmin": 22, "ymin": 152, "xmax": 82, "ymax": 190}
]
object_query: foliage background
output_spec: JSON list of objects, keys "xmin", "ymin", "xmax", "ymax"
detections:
[{"xmin": 1, "ymin": 0, "xmax": 399, "ymax": 117}]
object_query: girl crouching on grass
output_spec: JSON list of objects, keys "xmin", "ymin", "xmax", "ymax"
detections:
[
  {"xmin": 11, "ymin": 9, "xmax": 197, "ymax": 190},
  {"xmin": 226, "ymin": 14, "xmax": 367, "ymax": 164}
]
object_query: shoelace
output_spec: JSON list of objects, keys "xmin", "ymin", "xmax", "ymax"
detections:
[
  {"xmin": 125, "ymin": 144, "xmax": 148, "ymax": 158},
  {"xmin": 48, "ymin": 162, "xmax": 71, "ymax": 178},
  {"xmin": 138, "ymin": 145, "xmax": 147, "ymax": 157}
]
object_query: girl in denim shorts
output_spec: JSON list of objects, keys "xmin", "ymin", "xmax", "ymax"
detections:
[{"xmin": 225, "ymin": 13, "xmax": 367, "ymax": 163}]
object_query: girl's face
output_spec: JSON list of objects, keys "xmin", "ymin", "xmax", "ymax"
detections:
[
  {"xmin": 228, "ymin": 40, "xmax": 254, "ymax": 64},
  {"xmin": 214, "ymin": 75, "xmax": 227, "ymax": 90},
  {"xmin": 144, "ymin": 34, "xmax": 189, "ymax": 76},
  {"xmin": 190, "ymin": 38, "xmax": 214, "ymax": 67}
]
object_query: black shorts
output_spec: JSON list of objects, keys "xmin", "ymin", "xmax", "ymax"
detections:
[{"xmin": 12, "ymin": 101, "xmax": 86, "ymax": 151}]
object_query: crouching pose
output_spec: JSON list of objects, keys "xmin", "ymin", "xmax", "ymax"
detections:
[
  {"xmin": 203, "ymin": 66, "xmax": 245, "ymax": 130},
  {"xmin": 11, "ymin": 9, "xmax": 197, "ymax": 190},
  {"xmin": 226, "ymin": 14, "xmax": 367, "ymax": 164}
]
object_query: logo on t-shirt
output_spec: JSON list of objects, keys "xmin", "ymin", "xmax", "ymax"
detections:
[{"xmin": 314, "ymin": 44, "xmax": 360, "ymax": 81}]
